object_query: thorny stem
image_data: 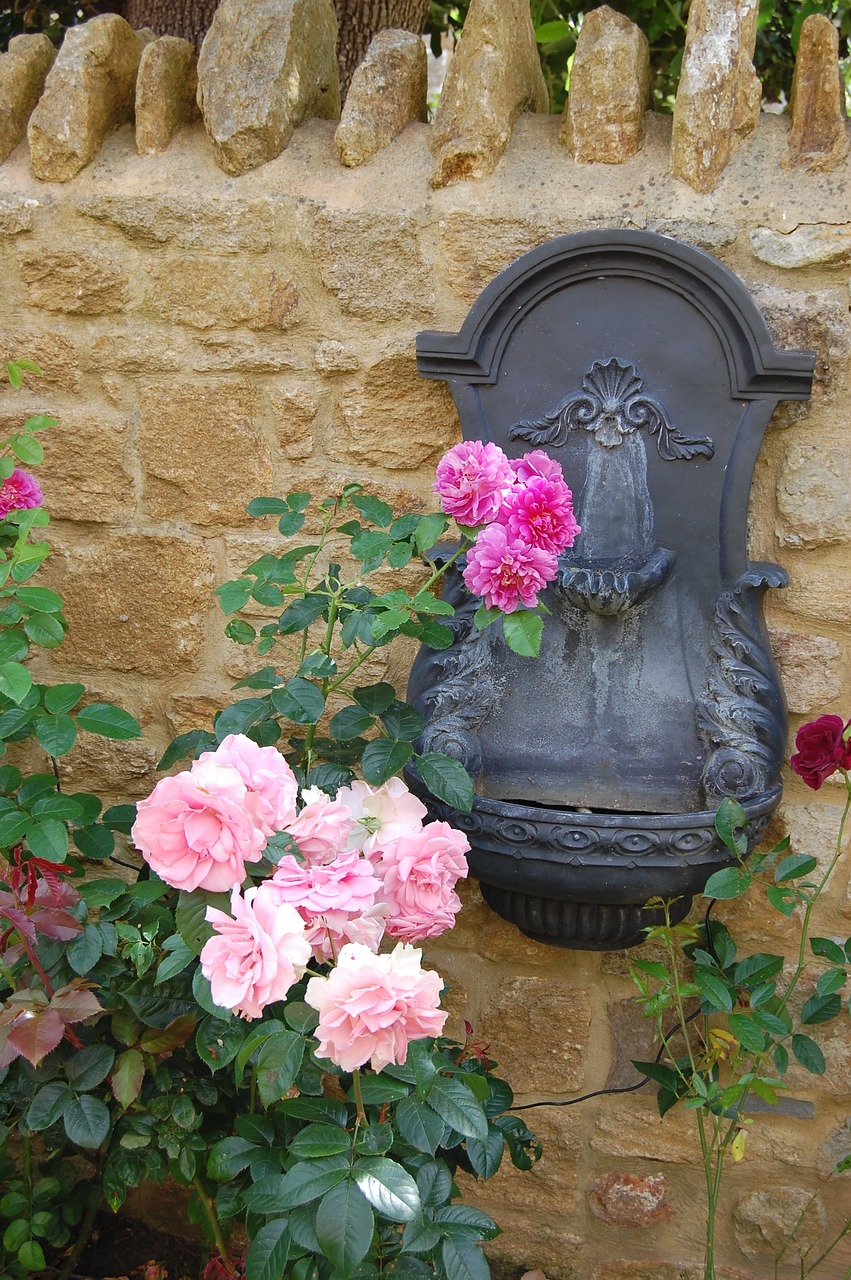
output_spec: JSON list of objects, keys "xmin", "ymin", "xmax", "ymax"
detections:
[{"xmin": 192, "ymin": 1172, "xmax": 233, "ymax": 1273}]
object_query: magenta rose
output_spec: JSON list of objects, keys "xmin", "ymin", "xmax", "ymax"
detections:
[
  {"xmin": 0, "ymin": 469, "xmax": 42, "ymax": 519},
  {"xmin": 463, "ymin": 522, "xmax": 558, "ymax": 613},
  {"xmin": 434, "ymin": 440, "xmax": 516, "ymax": 527},
  {"xmin": 131, "ymin": 760, "xmax": 265, "ymax": 892},
  {"xmin": 305, "ymin": 942, "xmax": 447, "ymax": 1072},
  {"xmin": 197, "ymin": 734, "xmax": 298, "ymax": 837},
  {"xmin": 512, "ymin": 449, "xmax": 564, "ymax": 484},
  {"xmin": 377, "ymin": 820, "xmax": 469, "ymax": 943},
  {"xmin": 200, "ymin": 885, "xmax": 311, "ymax": 1019},
  {"xmin": 497, "ymin": 472, "xmax": 580, "ymax": 554},
  {"xmin": 790, "ymin": 714, "xmax": 851, "ymax": 790}
]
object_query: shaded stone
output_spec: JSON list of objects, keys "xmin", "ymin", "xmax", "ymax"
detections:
[
  {"xmin": 19, "ymin": 248, "xmax": 128, "ymax": 314},
  {"xmin": 750, "ymin": 284, "xmax": 848, "ymax": 407},
  {"xmin": 438, "ymin": 212, "xmax": 551, "ymax": 305},
  {"xmin": 76, "ymin": 194, "xmax": 274, "ymax": 253},
  {"xmin": 592, "ymin": 1102, "xmax": 701, "ymax": 1164},
  {"xmin": 733, "ymin": 1186, "xmax": 827, "ymax": 1258},
  {"xmin": 785, "ymin": 15, "xmax": 849, "ymax": 173},
  {"xmin": 559, "ymin": 6, "xmax": 650, "ymax": 163},
  {"xmin": 0, "ymin": 194, "xmax": 37, "ymax": 235},
  {"xmin": 605, "ymin": 998, "xmax": 657, "ymax": 1090},
  {"xmin": 430, "ymin": 0, "xmax": 548, "ymax": 188},
  {"xmin": 310, "ymin": 209, "xmax": 432, "ymax": 320},
  {"xmin": 313, "ymin": 339, "xmax": 360, "ymax": 373},
  {"xmin": 769, "ymin": 629, "xmax": 841, "ymax": 714},
  {"xmin": 476, "ymin": 976, "xmax": 592, "ymax": 1093},
  {"xmin": 146, "ymin": 257, "xmax": 299, "ymax": 330},
  {"xmin": 335, "ymin": 29, "xmax": 426, "ymax": 168},
  {"xmin": 818, "ymin": 1118, "xmax": 851, "ymax": 1178},
  {"xmin": 28, "ymin": 15, "xmax": 148, "ymax": 182},
  {"xmin": 90, "ymin": 331, "xmax": 184, "ymax": 373},
  {"xmin": 671, "ymin": 0, "xmax": 760, "ymax": 194},
  {"xmin": 776, "ymin": 435, "xmax": 851, "ymax": 549},
  {"xmin": 167, "ymin": 693, "xmax": 229, "ymax": 736},
  {"xmin": 751, "ymin": 224, "xmax": 851, "ymax": 268},
  {"xmin": 0, "ymin": 33, "xmax": 55, "ymax": 164},
  {"xmin": 196, "ymin": 0, "xmax": 339, "ymax": 177},
  {"xmin": 480, "ymin": 1215, "xmax": 583, "ymax": 1280},
  {"xmin": 588, "ymin": 1171, "xmax": 672, "ymax": 1228},
  {"xmin": 135, "ymin": 35, "xmax": 199, "ymax": 155},
  {"xmin": 59, "ymin": 729, "xmax": 159, "ymax": 803},
  {"xmin": 774, "ymin": 800, "xmax": 851, "ymax": 880},
  {"xmin": 189, "ymin": 336, "xmax": 298, "ymax": 374},
  {"xmin": 456, "ymin": 1109, "xmax": 579, "ymax": 1215},
  {"xmin": 647, "ymin": 216, "xmax": 737, "ymax": 250}
]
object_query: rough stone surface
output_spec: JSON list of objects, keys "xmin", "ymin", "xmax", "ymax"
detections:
[
  {"xmin": 58, "ymin": 729, "xmax": 160, "ymax": 803},
  {"xmin": 438, "ymin": 213, "xmax": 551, "ymax": 304},
  {"xmin": 776, "ymin": 435, "xmax": 851, "ymax": 549},
  {"xmin": 19, "ymin": 248, "xmax": 129, "ymax": 314},
  {"xmin": 785, "ymin": 15, "xmax": 849, "ymax": 173},
  {"xmin": 476, "ymin": 976, "xmax": 592, "ymax": 1093},
  {"xmin": 196, "ymin": 0, "xmax": 340, "ymax": 176},
  {"xmin": 0, "ymin": 34, "xmax": 55, "ymax": 164},
  {"xmin": 138, "ymin": 379, "xmax": 272, "ymax": 525},
  {"xmin": 146, "ymin": 257, "xmax": 299, "ymax": 330},
  {"xmin": 335, "ymin": 29, "xmax": 426, "ymax": 168},
  {"xmin": 733, "ymin": 1186, "xmax": 827, "ymax": 1258},
  {"xmin": 313, "ymin": 339, "xmax": 359, "ymax": 373},
  {"xmin": 35, "ymin": 408, "xmax": 133, "ymax": 522},
  {"xmin": 769, "ymin": 628, "xmax": 842, "ymax": 713},
  {"xmin": 671, "ymin": 0, "xmax": 760, "ymax": 193},
  {"xmin": 135, "ymin": 36, "xmax": 199, "ymax": 155},
  {"xmin": 0, "ymin": 329, "xmax": 79, "ymax": 392},
  {"xmin": 592, "ymin": 1103, "xmax": 701, "ymax": 1164},
  {"xmin": 90, "ymin": 331, "xmax": 183, "ymax": 373},
  {"xmin": 457, "ymin": 1109, "xmax": 580, "ymax": 1214},
  {"xmin": 268, "ymin": 383, "xmax": 319, "ymax": 459},
  {"xmin": 76, "ymin": 195, "xmax": 274, "ymax": 253},
  {"xmin": 430, "ymin": 0, "xmax": 548, "ymax": 187},
  {"xmin": 28, "ymin": 15, "xmax": 148, "ymax": 182},
  {"xmin": 309, "ymin": 209, "xmax": 432, "ymax": 320},
  {"xmin": 0, "ymin": 194, "xmax": 38, "ymax": 235},
  {"xmin": 588, "ymin": 1171, "xmax": 672, "ymax": 1227},
  {"xmin": 605, "ymin": 998, "xmax": 658, "ymax": 1090},
  {"xmin": 751, "ymin": 223, "xmax": 851, "ymax": 268},
  {"xmin": 559, "ymin": 6, "xmax": 650, "ymax": 163},
  {"xmin": 751, "ymin": 285, "xmax": 848, "ymax": 408},
  {"xmin": 53, "ymin": 533, "xmax": 214, "ymax": 675},
  {"xmin": 190, "ymin": 336, "xmax": 298, "ymax": 374},
  {"xmin": 774, "ymin": 800, "xmax": 851, "ymax": 881},
  {"xmin": 818, "ymin": 1118, "xmax": 851, "ymax": 1178},
  {"xmin": 783, "ymin": 550, "xmax": 851, "ymax": 625},
  {"xmin": 481, "ymin": 1215, "xmax": 584, "ymax": 1280}
]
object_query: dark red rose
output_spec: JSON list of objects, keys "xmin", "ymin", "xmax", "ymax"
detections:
[{"xmin": 790, "ymin": 715, "xmax": 851, "ymax": 790}]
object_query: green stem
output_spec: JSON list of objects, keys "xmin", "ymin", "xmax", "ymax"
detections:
[
  {"xmin": 192, "ymin": 1172, "xmax": 233, "ymax": 1272},
  {"xmin": 352, "ymin": 1068, "xmax": 366, "ymax": 1121},
  {"xmin": 302, "ymin": 594, "xmax": 341, "ymax": 775},
  {"xmin": 56, "ymin": 1186, "xmax": 103, "ymax": 1280}
]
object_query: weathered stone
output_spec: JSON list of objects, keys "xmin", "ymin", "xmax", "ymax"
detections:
[
  {"xmin": 769, "ymin": 629, "xmax": 841, "ymax": 714},
  {"xmin": 457, "ymin": 1109, "xmax": 579, "ymax": 1215},
  {"xmin": 647, "ymin": 217, "xmax": 738, "ymax": 250},
  {"xmin": 189, "ymin": 336, "xmax": 298, "ymax": 374},
  {"xmin": 671, "ymin": 0, "xmax": 760, "ymax": 193},
  {"xmin": 146, "ymin": 257, "xmax": 299, "ymax": 331},
  {"xmin": 0, "ymin": 329, "xmax": 79, "ymax": 392},
  {"xmin": 605, "ymin": 998, "xmax": 658, "ymax": 1090},
  {"xmin": 751, "ymin": 224, "xmax": 851, "ymax": 268},
  {"xmin": 476, "ymin": 976, "xmax": 592, "ymax": 1093},
  {"xmin": 28, "ymin": 15, "xmax": 147, "ymax": 182},
  {"xmin": 588, "ymin": 1171, "xmax": 672, "ymax": 1228},
  {"xmin": 19, "ymin": 248, "xmax": 128, "ymax": 314},
  {"xmin": 310, "ymin": 209, "xmax": 432, "ymax": 320},
  {"xmin": 90, "ymin": 331, "xmax": 184, "ymax": 373},
  {"xmin": 777, "ymin": 435, "xmax": 851, "ymax": 550},
  {"xmin": 135, "ymin": 36, "xmax": 199, "ymax": 155},
  {"xmin": 332, "ymin": 350, "xmax": 459, "ymax": 470},
  {"xmin": 750, "ymin": 285, "xmax": 847, "ymax": 408},
  {"xmin": 785, "ymin": 15, "xmax": 849, "ymax": 174},
  {"xmin": 76, "ymin": 195, "xmax": 274, "ymax": 253},
  {"xmin": 138, "ymin": 379, "xmax": 272, "ymax": 526},
  {"xmin": 818, "ymin": 1118, "xmax": 851, "ymax": 1178},
  {"xmin": 167, "ymin": 693, "xmax": 228, "ymax": 736},
  {"xmin": 53, "ymin": 533, "xmax": 214, "ymax": 676},
  {"xmin": 783, "ymin": 550, "xmax": 851, "ymax": 625},
  {"xmin": 335, "ymin": 29, "xmax": 426, "ymax": 168},
  {"xmin": 36, "ymin": 408, "xmax": 133, "ymax": 522},
  {"xmin": 476, "ymin": 1212, "xmax": 584, "ymax": 1280},
  {"xmin": 0, "ymin": 194, "xmax": 38, "ymax": 235},
  {"xmin": 313, "ymin": 339, "xmax": 360, "ymax": 373},
  {"xmin": 430, "ymin": 0, "xmax": 548, "ymax": 188},
  {"xmin": 268, "ymin": 383, "xmax": 319, "ymax": 459},
  {"xmin": 559, "ymin": 7, "xmax": 650, "ymax": 163},
  {"xmin": 591, "ymin": 1265, "xmax": 752, "ymax": 1280},
  {"xmin": 774, "ymin": 800, "xmax": 851, "ymax": 881},
  {"xmin": 0, "ymin": 34, "xmax": 55, "ymax": 164},
  {"xmin": 592, "ymin": 1102, "xmax": 701, "ymax": 1164},
  {"xmin": 733, "ymin": 1186, "xmax": 827, "ymax": 1258},
  {"xmin": 196, "ymin": 0, "xmax": 340, "ymax": 176},
  {"xmin": 59, "ymin": 729, "xmax": 160, "ymax": 803}
]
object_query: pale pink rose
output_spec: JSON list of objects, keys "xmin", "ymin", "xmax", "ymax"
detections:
[
  {"xmin": 512, "ymin": 449, "xmax": 564, "ymax": 484},
  {"xmin": 200, "ymin": 884, "xmax": 311, "ymax": 1019},
  {"xmin": 463, "ymin": 523, "xmax": 558, "ymax": 613},
  {"xmin": 303, "ymin": 903, "xmax": 388, "ymax": 964},
  {"xmin": 269, "ymin": 847, "xmax": 381, "ymax": 917},
  {"xmin": 305, "ymin": 942, "xmax": 447, "ymax": 1072},
  {"xmin": 434, "ymin": 440, "xmax": 516, "ymax": 527},
  {"xmin": 132, "ymin": 763, "xmax": 265, "ymax": 893},
  {"xmin": 197, "ymin": 734, "xmax": 298, "ymax": 837},
  {"xmin": 0, "ymin": 469, "xmax": 42, "ymax": 518},
  {"xmin": 284, "ymin": 787, "xmax": 354, "ymax": 864},
  {"xmin": 336, "ymin": 777, "xmax": 428, "ymax": 860},
  {"xmin": 377, "ymin": 821, "xmax": 469, "ymax": 942},
  {"xmin": 497, "ymin": 473, "xmax": 580, "ymax": 555}
]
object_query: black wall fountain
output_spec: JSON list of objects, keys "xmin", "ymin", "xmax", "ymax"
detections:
[{"xmin": 406, "ymin": 230, "xmax": 815, "ymax": 950}]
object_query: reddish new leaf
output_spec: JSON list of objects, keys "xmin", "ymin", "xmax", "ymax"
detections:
[
  {"xmin": 139, "ymin": 1014, "xmax": 196, "ymax": 1055},
  {"xmin": 29, "ymin": 906, "xmax": 81, "ymax": 940},
  {"xmin": 30, "ymin": 857, "xmax": 75, "ymax": 905},
  {"xmin": 0, "ymin": 904, "xmax": 36, "ymax": 941},
  {"xmin": 7, "ymin": 1006, "xmax": 65, "ymax": 1065},
  {"xmin": 49, "ymin": 981, "xmax": 103, "ymax": 1023},
  {"xmin": 111, "ymin": 1048, "xmax": 144, "ymax": 1109}
]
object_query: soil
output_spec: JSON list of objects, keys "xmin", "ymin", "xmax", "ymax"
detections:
[{"xmin": 44, "ymin": 1214, "xmax": 206, "ymax": 1280}]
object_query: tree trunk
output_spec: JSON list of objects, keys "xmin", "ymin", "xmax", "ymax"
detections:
[
  {"xmin": 334, "ymin": 0, "xmax": 430, "ymax": 100},
  {"xmin": 120, "ymin": 0, "xmax": 219, "ymax": 49}
]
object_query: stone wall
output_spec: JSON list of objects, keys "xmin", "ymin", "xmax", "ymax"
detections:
[{"xmin": 0, "ymin": 7, "xmax": 850, "ymax": 1279}]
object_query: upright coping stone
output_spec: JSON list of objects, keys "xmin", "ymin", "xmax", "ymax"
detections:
[
  {"xmin": 0, "ymin": 34, "xmax": 55, "ymax": 165},
  {"xmin": 429, "ymin": 0, "xmax": 548, "ymax": 189},
  {"xmin": 136, "ymin": 35, "xmax": 200, "ymax": 156},
  {"xmin": 335, "ymin": 29, "xmax": 427, "ymax": 168},
  {"xmin": 196, "ymin": 0, "xmax": 340, "ymax": 177},
  {"xmin": 558, "ymin": 5, "xmax": 650, "ymax": 164},
  {"xmin": 785, "ymin": 14, "xmax": 849, "ymax": 173}
]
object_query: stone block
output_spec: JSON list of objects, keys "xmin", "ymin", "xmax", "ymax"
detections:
[
  {"xmin": 53, "ymin": 532, "xmax": 214, "ymax": 676},
  {"xmin": 785, "ymin": 15, "xmax": 849, "ymax": 174},
  {"xmin": 309, "ymin": 209, "xmax": 432, "ymax": 320},
  {"xmin": 751, "ymin": 224, "xmax": 851, "ymax": 268},
  {"xmin": 776, "ymin": 435, "xmax": 851, "ymax": 549},
  {"xmin": 592, "ymin": 1102, "xmax": 701, "ymax": 1164},
  {"xmin": 138, "ymin": 379, "xmax": 273, "ymax": 526},
  {"xmin": 332, "ymin": 350, "xmax": 459, "ymax": 470},
  {"xmin": 733, "ymin": 1186, "xmax": 826, "ymax": 1258},
  {"xmin": 479, "ymin": 1214, "xmax": 584, "ymax": 1280},
  {"xmin": 166, "ymin": 693, "xmax": 229, "ymax": 736},
  {"xmin": 135, "ymin": 35, "xmax": 199, "ymax": 155},
  {"xmin": 0, "ymin": 194, "xmax": 38, "ymax": 235},
  {"xmin": 458, "ymin": 1108, "xmax": 580, "ymax": 1215},
  {"xmin": 76, "ymin": 194, "xmax": 274, "ymax": 253},
  {"xmin": 783, "ymin": 550, "xmax": 851, "ymax": 625},
  {"xmin": 36, "ymin": 407, "xmax": 133, "ymax": 523},
  {"xmin": 313, "ymin": 340, "xmax": 360, "ymax": 373},
  {"xmin": 268, "ymin": 383, "xmax": 319, "ymax": 460},
  {"xmin": 146, "ymin": 257, "xmax": 300, "ymax": 331},
  {"xmin": 750, "ymin": 285, "xmax": 848, "ymax": 408},
  {"xmin": 818, "ymin": 1118, "xmax": 851, "ymax": 1177},
  {"xmin": 0, "ymin": 33, "xmax": 55, "ymax": 164},
  {"xmin": 605, "ymin": 998, "xmax": 658, "ymax": 1090},
  {"xmin": 476, "ymin": 975, "xmax": 592, "ymax": 1093},
  {"xmin": 769, "ymin": 629, "xmax": 841, "ymax": 714},
  {"xmin": 559, "ymin": 6, "xmax": 650, "ymax": 163},
  {"xmin": 28, "ymin": 15, "xmax": 147, "ymax": 182},
  {"xmin": 90, "ymin": 331, "xmax": 184, "ymax": 373},
  {"xmin": 438, "ymin": 212, "xmax": 550, "ymax": 305},
  {"xmin": 59, "ymin": 730, "xmax": 160, "ymax": 804},
  {"xmin": 19, "ymin": 248, "xmax": 128, "ymax": 314},
  {"xmin": 588, "ymin": 1171, "xmax": 672, "ymax": 1227},
  {"xmin": 646, "ymin": 217, "xmax": 737, "ymax": 250},
  {"xmin": 196, "ymin": 0, "xmax": 339, "ymax": 176},
  {"xmin": 0, "ymin": 329, "xmax": 79, "ymax": 392},
  {"xmin": 430, "ymin": 0, "xmax": 548, "ymax": 187},
  {"xmin": 189, "ymin": 336, "xmax": 298, "ymax": 374},
  {"xmin": 335, "ymin": 29, "xmax": 427, "ymax": 168},
  {"xmin": 671, "ymin": 0, "xmax": 760, "ymax": 193}
]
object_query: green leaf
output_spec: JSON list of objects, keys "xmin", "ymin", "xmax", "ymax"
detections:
[
  {"xmin": 216, "ymin": 579, "xmax": 252, "ymax": 614},
  {"xmin": 766, "ymin": 884, "xmax": 797, "ymax": 917},
  {"xmin": 416, "ymin": 1159, "xmax": 453, "ymax": 1210},
  {"xmin": 362, "ymin": 738, "xmax": 413, "ymax": 785},
  {"xmin": 278, "ymin": 594, "xmax": 329, "ymax": 636},
  {"xmin": 395, "ymin": 1096, "xmax": 445, "ymax": 1156},
  {"xmin": 416, "ymin": 752, "xmax": 474, "ymax": 812},
  {"xmin": 352, "ymin": 682, "xmax": 397, "ymax": 714},
  {"xmin": 791, "ymin": 1033, "xmax": 826, "ymax": 1074},
  {"xmin": 702, "ymin": 865, "xmax": 752, "ymax": 899},
  {"xmin": 214, "ymin": 698, "xmax": 269, "ymax": 740},
  {"xmin": 157, "ymin": 730, "xmax": 217, "ymax": 770},
  {"xmin": 63, "ymin": 1095, "xmax": 111, "ymax": 1150},
  {"xmin": 176, "ymin": 889, "xmax": 230, "ymax": 956},
  {"xmin": 440, "ymin": 1236, "xmax": 490, "ymax": 1280},
  {"xmin": 10, "ymin": 434, "xmax": 43, "ymax": 464},
  {"xmin": 380, "ymin": 703, "xmax": 424, "ymax": 742},
  {"xmin": 350, "ymin": 495, "xmax": 394, "ymax": 528},
  {"xmin": 66, "ymin": 1044, "xmax": 115, "ymax": 1091},
  {"xmin": 695, "ymin": 971, "xmax": 734, "ymax": 1012},
  {"xmin": 208, "ymin": 1136, "xmax": 259, "ymax": 1181},
  {"xmin": 0, "ymin": 629, "xmax": 28, "ymax": 663},
  {"xmin": 0, "ymin": 660, "xmax": 32, "ymax": 704},
  {"xmin": 502, "ymin": 610, "xmax": 543, "ymax": 658},
  {"xmin": 271, "ymin": 678, "xmax": 326, "ymax": 726},
  {"xmin": 726, "ymin": 1013, "xmax": 766, "ymax": 1054},
  {"xmin": 246, "ymin": 1219, "xmax": 291, "ymax": 1280},
  {"xmin": 156, "ymin": 934, "xmax": 196, "ymax": 984},
  {"xmin": 18, "ymin": 1240, "xmax": 46, "ymax": 1272},
  {"xmin": 733, "ymin": 954, "xmax": 784, "ymax": 987},
  {"xmin": 464, "ymin": 1127, "xmax": 504, "ymax": 1180},
  {"xmin": 352, "ymin": 1157, "xmax": 421, "ymax": 1223},
  {"xmin": 111, "ymin": 1048, "xmax": 144, "ymax": 1109},
  {"xmin": 816, "ymin": 968, "xmax": 847, "ymax": 997},
  {"xmin": 15, "ymin": 587, "xmax": 63, "ymax": 613},
  {"xmin": 247, "ymin": 497, "xmax": 291, "ymax": 516},
  {"xmin": 233, "ymin": 666, "xmax": 281, "ymax": 690},
  {"xmin": 534, "ymin": 19, "xmax": 572, "ymax": 42},
  {"xmin": 354, "ymin": 1121, "xmax": 393, "ymax": 1156},
  {"xmin": 278, "ymin": 1155, "xmax": 350, "ymax": 1207},
  {"xmin": 0, "ymin": 806, "xmax": 30, "ymax": 846},
  {"xmin": 23, "ymin": 612, "xmax": 65, "ymax": 648},
  {"xmin": 714, "ymin": 798, "xmax": 748, "ymax": 857},
  {"xmin": 289, "ymin": 1124, "xmax": 352, "ymax": 1159},
  {"xmin": 192, "ymin": 967, "xmax": 232, "ymax": 1020},
  {"xmin": 27, "ymin": 817, "xmax": 69, "ymax": 862},
  {"xmin": 67, "ymin": 925, "xmax": 103, "ymax": 974},
  {"xmin": 774, "ymin": 853, "xmax": 819, "ymax": 883},
  {"xmin": 256, "ymin": 1030, "xmax": 305, "ymax": 1107},
  {"xmin": 316, "ymin": 1180, "xmax": 374, "ymax": 1278},
  {"xmin": 234, "ymin": 1018, "xmax": 288, "ymax": 1084},
  {"xmin": 426, "ymin": 1077, "xmax": 488, "ymax": 1141},
  {"xmin": 195, "ymin": 1016, "xmax": 245, "ymax": 1073},
  {"xmin": 434, "ymin": 1206, "xmax": 499, "ymax": 1241},
  {"xmin": 800, "ymin": 992, "xmax": 841, "ymax": 1025},
  {"xmin": 226, "ymin": 619, "xmax": 257, "ymax": 645},
  {"xmin": 73, "ymin": 823, "xmax": 115, "ymax": 860},
  {"xmin": 27, "ymin": 1082, "xmax": 73, "ymax": 1130},
  {"xmin": 329, "ymin": 705, "xmax": 376, "ymax": 740},
  {"xmin": 278, "ymin": 511, "xmax": 305, "ymax": 537},
  {"xmin": 43, "ymin": 683, "xmax": 85, "ymax": 714},
  {"xmin": 414, "ymin": 514, "xmax": 447, "ymax": 555},
  {"xmin": 34, "ymin": 712, "xmax": 77, "ymax": 756},
  {"xmin": 76, "ymin": 703, "xmax": 142, "ymax": 740},
  {"xmin": 810, "ymin": 937, "xmax": 846, "ymax": 965},
  {"xmin": 412, "ymin": 620, "xmax": 454, "ymax": 649}
]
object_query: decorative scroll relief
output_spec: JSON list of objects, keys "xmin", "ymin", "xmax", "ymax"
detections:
[{"xmin": 696, "ymin": 565, "xmax": 788, "ymax": 802}]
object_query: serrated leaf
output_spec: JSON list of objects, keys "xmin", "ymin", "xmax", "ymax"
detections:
[
  {"xmin": 214, "ymin": 698, "xmax": 269, "ymax": 741},
  {"xmin": 816, "ymin": 968, "xmax": 847, "ymax": 997},
  {"xmin": 271, "ymin": 677, "xmax": 325, "ymax": 726},
  {"xmin": 157, "ymin": 729, "xmax": 217, "ymax": 771},
  {"xmin": 0, "ymin": 661, "xmax": 32, "ymax": 704},
  {"xmin": 352, "ymin": 683, "xmax": 397, "ymax": 714},
  {"xmin": 810, "ymin": 937, "xmax": 846, "ymax": 964},
  {"xmin": 216, "ymin": 579, "xmax": 253, "ymax": 614},
  {"xmin": 111, "ymin": 1048, "xmax": 144, "ymax": 1109},
  {"xmin": 800, "ymin": 992, "xmax": 841, "ymax": 1025},
  {"xmin": 702, "ymin": 865, "xmax": 752, "ymax": 900},
  {"xmin": 176, "ymin": 889, "xmax": 230, "ymax": 956},
  {"xmin": 352, "ymin": 1157, "xmax": 421, "ymax": 1223},
  {"xmin": 774, "ymin": 853, "xmax": 819, "ymax": 883},
  {"xmin": 726, "ymin": 1013, "xmax": 766, "ymax": 1054},
  {"xmin": 695, "ymin": 971, "xmax": 734, "ymax": 1012},
  {"xmin": 361, "ymin": 738, "xmax": 413, "ymax": 785},
  {"xmin": 26, "ymin": 1081, "xmax": 72, "ymax": 1130},
  {"xmin": 440, "ymin": 1236, "xmax": 490, "ymax": 1280},
  {"xmin": 195, "ymin": 1016, "xmax": 244, "ymax": 1073},
  {"xmin": 329, "ymin": 705, "xmax": 375, "ymax": 740},
  {"xmin": 289, "ymin": 1124, "xmax": 352, "ymax": 1159},
  {"xmin": 34, "ymin": 712, "xmax": 77, "ymax": 757},
  {"xmin": 156, "ymin": 934, "xmax": 196, "ymax": 984},
  {"xmin": 278, "ymin": 1155, "xmax": 350, "ymax": 1207},
  {"xmin": 502, "ymin": 609, "xmax": 543, "ymax": 658},
  {"xmin": 350, "ymin": 494, "xmax": 394, "ymax": 528},
  {"xmin": 246, "ymin": 1219, "xmax": 291, "ymax": 1280},
  {"xmin": 247, "ymin": 497, "xmax": 291, "ymax": 516},
  {"xmin": 464, "ymin": 1126, "xmax": 504, "ymax": 1179},
  {"xmin": 256, "ymin": 1030, "xmax": 305, "ymax": 1107},
  {"xmin": 416, "ymin": 1159, "xmax": 453, "ymax": 1210},
  {"xmin": 66, "ymin": 1044, "xmax": 115, "ymax": 1091},
  {"xmin": 76, "ymin": 703, "xmax": 141, "ymax": 740},
  {"xmin": 714, "ymin": 797, "xmax": 748, "ymax": 857},
  {"xmin": 791, "ymin": 1033, "xmax": 826, "ymax": 1074},
  {"xmin": 208, "ymin": 1136, "xmax": 259, "ymax": 1181},
  {"xmin": 433, "ymin": 1205, "xmax": 500, "ymax": 1241},
  {"xmin": 395, "ymin": 1096, "xmax": 445, "ymax": 1155},
  {"xmin": 43, "ymin": 682, "xmax": 84, "ymax": 714},
  {"xmin": 27, "ymin": 817, "xmax": 69, "ymax": 862},
  {"xmin": 426, "ymin": 1077, "xmax": 488, "ymax": 1141},
  {"xmin": 63, "ymin": 1095, "xmax": 110, "ymax": 1150},
  {"xmin": 315, "ymin": 1180, "xmax": 373, "ymax": 1278},
  {"xmin": 23, "ymin": 612, "xmax": 65, "ymax": 648}
]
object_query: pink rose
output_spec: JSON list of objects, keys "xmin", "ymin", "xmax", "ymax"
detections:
[
  {"xmin": 284, "ymin": 787, "xmax": 355, "ymax": 864},
  {"xmin": 377, "ymin": 821, "xmax": 469, "ymax": 942},
  {"xmin": 269, "ymin": 847, "xmax": 381, "ymax": 917},
  {"xmin": 512, "ymin": 450, "xmax": 564, "ymax": 484},
  {"xmin": 434, "ymin": 440, "xmax": 516, "ymax": 527},
  {"xmin": 336, "ymin": 777, "xmax": 428, "ymax": 860},
  {"xmin": 497, "ymin": 473, "xmax": 580, "ymax": 554},
  {"xmin": 0, "ymin": 469, "xmax": 42, "ymax": 518},
  {"xmin": 305, "ymin": 942, "xmax": 447, "ymax": 1072},
  {"xmin": 132, "ymin": 762, "xmax": 266, "ymax": 893},
  {"xmin": 200, "ymin": 884, "xmax": 311, "ymax": 1019},
  {"xmin": 463, "ymin": 523, "xmax": 558, "ymax": 613},
  {"xmin": 303, "ymin": 903, "xmax": 388, "ymax": 964},
  {"xmin": 197, "ymin": 734, "xmax": 298, "ymax": 837}
]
